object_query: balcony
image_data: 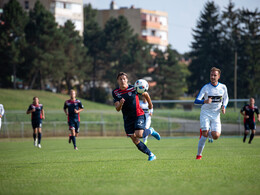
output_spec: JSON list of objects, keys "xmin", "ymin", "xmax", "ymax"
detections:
[
  {"xmin": 142, "ymin": 21, "xmax": 161, "ymax": 29},
  {"xmin": 141, "ymin": 35, "xmax": 161, "ymax": 44}
]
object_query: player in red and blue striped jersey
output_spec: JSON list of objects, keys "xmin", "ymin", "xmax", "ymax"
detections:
[
  {"xmin": 64, "ymin": 90, "xmax": 84, "ymax": 150},
  {"xmin": 112, "ymin": 72, "xmax": 160, "ymax": 161},
  {"xmin": 240, "ymin": 98, "xmax": 260, "ymax": 144},
  {"xmin": 26, "ymin": 97, "xmax": 45, "ymax": 148}
]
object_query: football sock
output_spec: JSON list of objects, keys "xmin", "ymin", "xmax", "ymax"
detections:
[
  {"xmin": 243, "ymin": 133, "xmax": 247, "ymax": 142},
  {"xmin": 71, "ymin": 136, "xmax": 76, "ymax": 147},
  {"xmin": 143, "ymin": 136, "xmax": 148, "ymax": 143},
  {"xmin": 208, "ymin": 131, "xmax": 212, "ymax": 139},
  {"xmin": 197, "ymin": 136, "xmax": 207, "ymax": 156},
  {"xmin": 142, "ymin": 128, "xmax": 152, "ymax": 138},
  {"xmin": 136, "ymin": 141, "xmax": 151, "ymax": 156},
  {"xmin": 249, "ymin": 133, "xmax": 255, "ymax": 143},
  {"xmin": 33, "ymin": 133, "xmax": 36, "ymax": 141},
  {"xmin": 38, "ymin": 133, "xmax": 42, "ymax": 144}
]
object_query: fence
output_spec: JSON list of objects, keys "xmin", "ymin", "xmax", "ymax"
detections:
[
  {"xmin": 1, "ymin": 99, "xmax": 257, "ymax": 138},
  {"xmin": 0, "ymin": 111, "xmax": 251, "ymax": 138}
]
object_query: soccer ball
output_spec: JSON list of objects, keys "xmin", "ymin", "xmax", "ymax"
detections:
[{"xmin": 134, "ymin": 79, "xmax": 149, "ymax": 94}]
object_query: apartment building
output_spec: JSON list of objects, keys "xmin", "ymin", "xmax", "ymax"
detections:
[
  {"xmin": 96, "ymin": 1, "xmax": 168, "ymax": 51},
  {"xmin": 0, "ymin": 0, "xmax": 84, "ymax": 35}
]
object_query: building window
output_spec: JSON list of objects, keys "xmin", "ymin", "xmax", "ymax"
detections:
[
  {"xmin": 24, "ymin": 1, "xmax": 29, "ymax": 9},
  {"xmin": 151, "ymin": 30, "xmax": 156, "ymax": 36}
]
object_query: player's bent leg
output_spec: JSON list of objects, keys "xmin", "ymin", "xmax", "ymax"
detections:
[
  {"xmin": 211, "ymin": 131, "xmax": 221, "ymax": 140},
  {"xmin": 134, "ymin": 130, "xmax": 144, "ymax": 138},
  {"xmin": 243, "ymin": 130, "xmax": 249, "ymax": 143},
  {"xmin": 70, "ymin": 129, "xmax": 77, "ymax": 149},
  {"xmin": 33, "ymin": 128, "xmax": 37, "ymax": 147},
  {"xmin": 130, "ymin": 135, "xmax": 156, "ymax": 161},
  {"xmin": 143, "ymin": 127, "xmax": 149, "ymax": 145},
  {"xmin": 149, "ymin": 127, "xmax": 161, "ymax": 140},
  {"xmin": 249, "ymin": 130, "xmax": 256, "ymax": 144}
]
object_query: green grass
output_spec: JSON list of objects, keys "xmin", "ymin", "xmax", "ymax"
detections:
[
  {"xmin": 0, "ymin": 89, "xmax": 114, "ymax": 110},
  {"xmin": 0, "ymin": 137, "xmax": 259, "ymax": 195}
]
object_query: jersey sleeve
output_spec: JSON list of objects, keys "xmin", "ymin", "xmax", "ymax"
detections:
[
  {"xmin": 112, "ymin": 90, "xmax": 120, "ymax": 103},
  {"xmin": 240, "ymin": 105, "xmax": 245, "ymax": 113},
  {"xmin": 63, "ymin": 102, "xmax": 67, "ymax": 110},
  {"xmin": 256, "ymin": 107, "xmax": 259, "ymax": 115},
  {"xmin": 0, "ymin": 105, "xmax": 4, "ymax": 115},
  {"xmin": 222, "ymin": 85, "xmax": 229, "ymax": 108},
  {"xmin": 27, "ymin": 105, "xmax": 32, "ymax": 112},
  {"xmin": 194, "ymin": 86, "xmax": 206, "ymax": 105},
  {"xmin": 79, "ymin": 101, "xmax": 84, "ymax": 109}
]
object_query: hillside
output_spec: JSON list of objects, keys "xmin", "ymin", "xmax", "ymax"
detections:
[{"xmin": 0, "ymin": 89, "xmax": 114, "ymax": 110}]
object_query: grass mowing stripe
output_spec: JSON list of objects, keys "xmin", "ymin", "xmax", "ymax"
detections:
[{"xmin": 0, "ymin": 137, "xmax": 259, "ymax": 195}]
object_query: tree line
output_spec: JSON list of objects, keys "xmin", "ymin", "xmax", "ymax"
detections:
[
  {"xmin": 0, "ymin": 0, "xmax": 259, "ymax": 103},
  {"xmin": 0, "ymin": 0, "xmax": 188, "ymax": 103},
  {"xmin": 189, "ymin": 1, "xmax": 260, "ymax": 99}
]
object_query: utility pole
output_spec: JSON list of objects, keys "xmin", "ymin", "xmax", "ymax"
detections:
[{"xmin": 234, "ymin": 51, "xmax": 237, "ymax": 111}]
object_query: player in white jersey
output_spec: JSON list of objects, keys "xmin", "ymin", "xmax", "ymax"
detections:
[
  {"xmin": 0, "ymin": 104, "xmax": 5, "ymax": 130},
  {"xmin": 194, "ymin": 67, "xmax": 229, "ymax": 160},
  {"xmin": 139, "ymin": 96, "xmax": 153, "ymax": 145}
]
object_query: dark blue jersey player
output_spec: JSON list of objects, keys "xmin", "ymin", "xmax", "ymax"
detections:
[
  {"xmin": 64, "ymin": 90, "xmax": 84, "ymax": 150},
  {"xmin": 240, "ymin": 98, "xmax": 260, "ymax": 144},
  {"xmin": 26, "ymin": 96, "xmax": 45, "ymax": 148},
  {"xmin": 112, "ymin": 72, "xmax": 161, "ymax": 161}
]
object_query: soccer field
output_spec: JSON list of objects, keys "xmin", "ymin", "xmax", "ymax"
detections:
[{"xmin": 0, "ymin": 137, "xmax": 259, "ymax": 195}]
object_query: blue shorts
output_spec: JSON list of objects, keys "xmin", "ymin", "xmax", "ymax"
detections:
[
  {"xmin": 31, "ymin": 120, "xmax": 42, "ymax": 129},
  {"xmin": 68, "ymin": 121, "xmax": 80, "ymax": 133},
  {"xmin": 124, "ymin": 115, "xmax": 146, "ymax": 136},
  {"xmin": 244, "ymin": 121, "xmax": 256, "ymax": 130}
]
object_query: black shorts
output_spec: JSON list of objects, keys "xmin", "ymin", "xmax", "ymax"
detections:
[
  {"xmin": 68, "ymin": 121, "xmax": 80, "ymax": 133},
  {"xmin": 244, "ymin": 121, "xmax": 256, "ymax": 130},
  {"xmin": 124, "ymin": 115, "xmax": 146, "ymax": 136},
  {"xmin": 31, "ymin": 120, "xmax": 42, "ymax": 129}
]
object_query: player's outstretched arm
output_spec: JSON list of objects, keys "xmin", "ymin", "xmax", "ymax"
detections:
[{"xmin": 142, "ymin": 92, "xmax": 153, "ymax": 109}]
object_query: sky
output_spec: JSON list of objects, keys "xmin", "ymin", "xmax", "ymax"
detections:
[{"xmin": 83, "ymin": 0, "xmax": 259, "ymax": 54}]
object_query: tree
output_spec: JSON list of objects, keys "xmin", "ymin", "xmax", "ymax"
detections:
[
  {"xmin": 24, "ymin": 0, "xmax": 64, "ymax": 89},
  {"xmin": 220, "ymin": 1, "xmax": 240, "ymax": 98},
  {"xmin": 102, "ymin": 15, "xmax": 151, "ymax": 88},
  {"xmin": 61, "ymin": 20, "xmax": 90, "ymax": 94},
  {"xmin": 188, "ymin": 1, "xmax": 222, "ymax": 95},
  {"xmin": 83, "ymin": 4, "xmax": 104, "ymax": 101},
  {"xmin": 238, "ymin": 8, "xmax": 260, "ymax": 98},
  {"xmin": 0, "ymin": 0, "xmax": 28, "ymax": 88},
  {"xmin": 152, "ymin": 46, "xmax": 190, "ymax": 100}
]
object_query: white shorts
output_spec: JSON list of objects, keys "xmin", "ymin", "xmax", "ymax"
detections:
[
  {"xmin": 200, "ymin": 110, "xmax": 221, "ymax": 133},
  {"xmin": 0, "ymin": 118, "xmax": 1, "ymax": 130},
  {"xmin": 145, "ymin": 114, "xmax": 151, "ymax": 129}
]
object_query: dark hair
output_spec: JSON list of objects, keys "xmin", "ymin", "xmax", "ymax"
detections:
[
  {"xmin": 117, "ymin": 72, "xmax": 128, "ymax": 80},
  {"xmin": 33, "ymin": 96, "xmax": 38, "ymax": 100}
]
